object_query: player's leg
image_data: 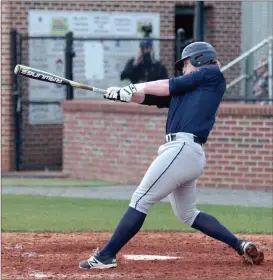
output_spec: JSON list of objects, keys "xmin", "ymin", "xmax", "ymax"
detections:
[
  {"xmin": 94, "ymin": 143, "xmax": 191, "ymax": 257},
  {"xmin": 79, "ymin": 141, "xmax": 204, "ymax": 269},
  {"xmin": 169, "ymin": 181, "xmax": 264, "ymax": 264},
  {"xmin": 168, "ymin": 180, "xmax": 240, "ymax": 249}
]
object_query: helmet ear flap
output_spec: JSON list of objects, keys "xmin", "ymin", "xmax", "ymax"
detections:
[
  {"xmin": 190, "ymin": 54, "xmax": 203, "ymax": 67},
  {"xmin": 196, "ymin": 55, "xmax": 203, "ymax": 63},
  {"xmin": 190, "ymin": 52, "xmax": 215, "ymax": 67}
]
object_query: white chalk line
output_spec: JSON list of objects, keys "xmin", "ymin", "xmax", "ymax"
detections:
[{"xmin": 123, "ymin": 254, "xmax": 180, "ymax": 260}]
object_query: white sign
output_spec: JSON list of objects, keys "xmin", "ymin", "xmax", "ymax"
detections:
[
  {"xmin": 84, "ymin": 42, "xmax": 104, "ymax": 81},
  {"xmin": 28, "ymin": 104, "xmax": 63, "ymax": 125},
  {"xmin": 28, "ymin": 10, "xmax": 160, "ymax": 124}
]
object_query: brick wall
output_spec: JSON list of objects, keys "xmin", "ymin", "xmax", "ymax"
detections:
[
  {"xmin": 1, "ymin": 1, "xmax": 14, "ymax": 171},
  {"xmin": 198, "ymin": 105, "xmax": 273, "ymax": 190},
  {"xmin": 2, "ymin": 0, "xmax": 242, "ymax": 171},
  {"xmin": 62, "ymin": 101, "xmax": 273, "ymax": 191}
]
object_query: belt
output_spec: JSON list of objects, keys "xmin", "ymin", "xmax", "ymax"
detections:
[{"xmin": 165, "ymin": 133, "xmax": 204, "ymax": 146}]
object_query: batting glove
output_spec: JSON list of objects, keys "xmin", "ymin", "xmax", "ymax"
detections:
[
  {"xmin": 120, "ymin": 84, "xmax": 137, "ymax": 102},
  {"xmin": 104, "ymin": 84, "xmax": 137, "ymax": 103},
  {"xmin": 104, "ymin": 87, "xmax": 121, "ymax": 101}
]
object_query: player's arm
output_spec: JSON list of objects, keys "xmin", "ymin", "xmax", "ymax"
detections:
[
  {"xmin": 104, "ymin": 82, "xmax": 170, "ymax": 103},
  {"xmin": 133, "ymin": 69, "xmax": 205, "ymax": 96},
  {"xmin": 104, "ymin": 69, "xmax": 206, "ymax": 102},
  {"xmin": 121, "ymin": 70, "xmax": 205, "ymax": 99},
  {"xmin": 134, "ymin": 94, "xmax": 171, "ymax": 108},
  {"xmin": 120, "ymin": 90, "xmax": 170, "ymax": 108}
]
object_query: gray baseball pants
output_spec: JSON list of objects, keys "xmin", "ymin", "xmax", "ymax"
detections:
[{"xmin": 129, "ymin": 132, "xmax": 206, "ymax": 227}]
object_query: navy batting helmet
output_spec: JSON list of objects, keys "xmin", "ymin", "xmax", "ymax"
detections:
[{"xmin": 175, "ymin": 41, "xmax": 217, "ymax": 70}]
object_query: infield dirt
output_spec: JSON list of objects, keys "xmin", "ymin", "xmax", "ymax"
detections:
[{"xmin": 2, "ymin": 232, "xmax": 273, "ymax": 279}]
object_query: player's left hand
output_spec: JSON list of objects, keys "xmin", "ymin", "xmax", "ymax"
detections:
[
  {"xmin": 104, "ymin": 87, "xmax": 121, "ymax": 101},
  {"xmin": 104, "ymin": 84, "xmax": 137, "ymax": 103}
]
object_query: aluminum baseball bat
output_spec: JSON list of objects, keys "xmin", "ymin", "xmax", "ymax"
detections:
[{"xmin": 14, "ymin": 64, "xmax": 107, "ymax": 94}]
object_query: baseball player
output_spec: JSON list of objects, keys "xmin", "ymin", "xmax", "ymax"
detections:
[{"xmin": 79, "ymin": 42, "xmax": 264, "ymax": 269}]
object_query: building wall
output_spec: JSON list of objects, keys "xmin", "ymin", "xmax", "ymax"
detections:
[
  {"xmin": 62, "ymin": 101, "xmax": 273, "ymax": 191},
  {"xmin": 2, "ymin": 0, "xmax": 242, "ymax": 171},
  {"xmin": 1, "ymin": 1, "xmax": 14, "ymax": 171}
]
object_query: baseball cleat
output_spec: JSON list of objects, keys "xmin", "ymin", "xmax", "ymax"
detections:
[
  {"xmin": 79, "ymin": 248, "xmax": 117, "ymax": 269},
  {"xmin": 237, "ymin": 240, "xmax": 264, "ymax": 265}
]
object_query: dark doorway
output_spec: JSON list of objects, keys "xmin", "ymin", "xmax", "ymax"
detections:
[
  {"xmin": 174, "ymin": 7, "xmax": 195, "ymax": 75},
  {"xmin": 175, "ymin": 6, "xmax": 195, "ymax": 41}
]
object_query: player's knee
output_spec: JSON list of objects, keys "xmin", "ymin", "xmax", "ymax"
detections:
[
  {"xmin": 129, "ymin": 193, "xmax": 155, "ymax": 214},
  {"xmin": 177, "ymin": 208, "xmax": 200, "ymax": 226}
]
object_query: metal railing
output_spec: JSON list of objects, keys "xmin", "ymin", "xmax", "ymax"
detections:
[{"xmin": 221, "ymin": 36, "xmax": 273, "ymax": 102}]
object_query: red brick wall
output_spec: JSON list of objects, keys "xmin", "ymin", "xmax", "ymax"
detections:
[
  {"xmin": 1, "ymin": 1, "xmax": 14, "ymax": 171},
  {"xmin": 2, "ymin": 0, "xmax": 242, "ymax": 171},
  {"xmin": 204, "ymin": 1, "xmax": 241, "ymax": 65},
  {"xmin": 62, "ymin": 101, "xmax": 273, "ymax": 191},
  {"xmin": 198, "ymin": 105, "xmax": 273, "ymax": 190}
]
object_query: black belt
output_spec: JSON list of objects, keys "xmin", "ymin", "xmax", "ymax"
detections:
[
  {"xmin": 193, "ymin": 136, "xmax": 204, "ymax": 146},
  {"xmin": 166, "ymin": 134, "xmax": 204, "ymax": 146}
]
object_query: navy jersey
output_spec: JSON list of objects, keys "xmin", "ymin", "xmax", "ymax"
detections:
[{"xmin": 141, "ymin": 65, "xmax": 226, "ymax": 143}]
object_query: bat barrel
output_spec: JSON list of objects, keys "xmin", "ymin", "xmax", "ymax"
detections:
[{"xmin": 13, "ymin": 64, "xmax": 107, "ymax": 95}]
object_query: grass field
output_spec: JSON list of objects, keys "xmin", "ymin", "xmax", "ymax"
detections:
[
  {"xmin": 2, "ymin": 194, "xmax": 272, "ymax": 233},
  {"xmin": 1, "ymin": 178, "xmax": 115, "ymax": 187}
]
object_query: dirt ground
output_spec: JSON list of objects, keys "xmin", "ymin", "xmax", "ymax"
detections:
[{"xmin": 2, "ymin": 232, "xmax": 273, "ymax": 279}]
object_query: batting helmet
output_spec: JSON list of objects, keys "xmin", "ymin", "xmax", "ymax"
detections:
[{"xmin": 175, "ymin": 41, "xmax": 217, "ymax": 70}]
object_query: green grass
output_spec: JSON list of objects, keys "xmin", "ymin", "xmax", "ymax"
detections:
[
  {"xmin": 2, "ymin": 195, "xmax": 272, "ymax": 233},
  {"xmin": 1, "ymin": 178, "xmax": 115, "ymax": 187}
]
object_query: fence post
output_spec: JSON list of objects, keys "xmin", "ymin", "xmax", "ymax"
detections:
[
  {"xmin": 65, "ymin": 31, "xmax": 75, "ymax": 100},
  {"xmin": 268, "ymin": 38, "xmax": 273, "ymax": 103},
  {"xmin": 11, "ymin": 29, "xmax": 21, "ymax": 171},
  {"xmin": 194, "ymin": 1, "xmax": 205, "ymax": 41},
  {"xmin": 175, "ymin": 28, "xmax": 185, "ymax": 76}
]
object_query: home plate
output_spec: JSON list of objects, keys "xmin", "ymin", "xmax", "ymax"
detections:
[{"xmin": 124, "ymin": 254, "xmax": 180, "ymax": 260}]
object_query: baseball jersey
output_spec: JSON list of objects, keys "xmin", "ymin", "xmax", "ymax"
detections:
[{"xmin": 141, "ymin": 65, "xmax": 226, "ymax": 143}]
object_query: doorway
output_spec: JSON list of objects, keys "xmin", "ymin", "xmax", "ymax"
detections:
[
  {"xmin": 175, "ymin": 6, "xmax": 195, "ymax": 41},
  {"xmin": 174, "ymin": 6, "xmax": 195, "ymax": 75}
]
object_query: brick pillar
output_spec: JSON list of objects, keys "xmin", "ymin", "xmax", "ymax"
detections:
[{"xmin": 1, "ymin": 1, "xmax": 14, "ymax": 171}]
